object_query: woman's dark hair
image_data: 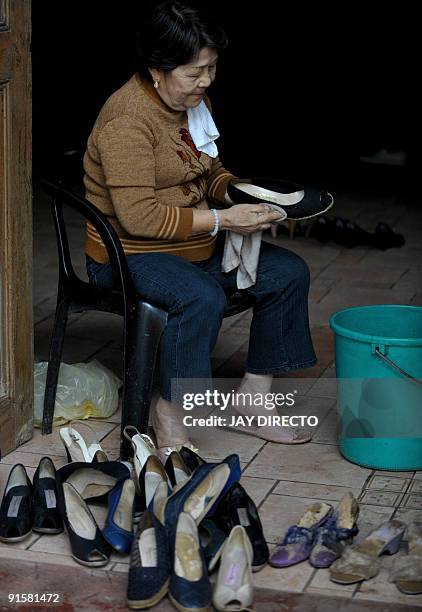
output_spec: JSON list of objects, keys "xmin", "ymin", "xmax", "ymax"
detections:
[{"xmin": 136, "ymin": 1, "xmax": 228, "ymax": 80}]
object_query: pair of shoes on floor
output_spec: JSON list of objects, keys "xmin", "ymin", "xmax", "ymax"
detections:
[
  {"xmin": 127, "ymin": 510, "xmax": 212, "ymax": 611},
  {"xmin": 331, "ymin": 518, "xmax": 422, "ymax": 594},
  {"xmin": 270, "ymin": 493, "xmax": 359, "ymax": 569},
  {"xmin": 127, "ymin": 452, "xmax": 237, "ymax": 611},
  {"xmin": 58, "ymin": 460, "xmax": 131, "ymax": 504},
  {"xmin": 58, "ymin": 460, "xmax": 134, "ymax": 556},
  {"xmin": 58, "ymin": 461, "xmax": 135, "ymax": 562},
  {"xmin": 59, "ymin": 420, "xmax": 109, "ymax": 463},
  {"xmin": 128, "ymin": 511, "xmax": 254, "ymax": 611},
  {"xmin": 0, "ymin": 458, "xmax": 63, "ymax": 542},
  {"xmin": 227, "ymin": 177, "xmax": 334, "ymax": 221},
  {"xmin": 311, "ymin": 216, "xmax": 405, "ymax": 250}
]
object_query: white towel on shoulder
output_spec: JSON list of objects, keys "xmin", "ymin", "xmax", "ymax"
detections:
[
  {"xmin": 187, "ymin": 100, "xmax": 219, "ymax": 158},
  {"xmin": 222, "ymin": 204, "xmax": 287, "ymax": 289}
]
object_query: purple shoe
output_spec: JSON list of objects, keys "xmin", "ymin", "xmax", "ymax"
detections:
[
  {"xmin": 270, "ymin": 502, "xmax": 333, "ymax": 568},
  {"xmin": 310, "ymin": 493, "xmax": 359, "ymax": 569}
]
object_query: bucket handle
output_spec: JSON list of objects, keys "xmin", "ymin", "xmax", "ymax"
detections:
[{"xmin": 374, "ymin": 347, "xmax": 422, "ymax": 385}]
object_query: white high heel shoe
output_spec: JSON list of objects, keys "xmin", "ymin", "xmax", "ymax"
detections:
[
  {"xmin": 213, "ymin": 525, "xmax": 254, "ymax": 612},
  {"xmin": 123, "ymin": 425, "xmax": 157, "ymax": 481},
  {"xmin": 59, "ymin": 421, "xmax": 108, "ymax": 463}
]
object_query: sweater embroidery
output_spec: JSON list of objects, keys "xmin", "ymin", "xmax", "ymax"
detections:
[
  {"xmin": 180, "ymin": 175, "xmax": 208, "ymax": 205},
  {"xmin": 180, "ymin": 128, "xmax": 201, "ymax": 160}
]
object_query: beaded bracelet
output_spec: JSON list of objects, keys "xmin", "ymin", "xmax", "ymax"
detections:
[{"xmin": 209, "ymin": 208, "xmax": 220, "ymax": 237}]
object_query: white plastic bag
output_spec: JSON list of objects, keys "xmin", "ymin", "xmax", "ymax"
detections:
[{"xmin": 34, "ymin": 360, "xmax": 121, "ymax": 427}]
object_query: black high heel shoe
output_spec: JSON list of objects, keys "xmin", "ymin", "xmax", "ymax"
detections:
[
  {"xmin": 212, "ymin": 482, "xmax": 269, "ymax": 572},
  {"xmin": 0, "ymin": 464, "xmax": 32, "ymax": 542},
  {"xmin": 32, "ymin": 457, "xmax": 63, "ymax": 534},
  {"xmin": 178, "ymin": 446, "xmax": 206, "ymax": 473},
  {"xmin": 59, "ymin": 482, "xmax": 110, "ymax": 567}
]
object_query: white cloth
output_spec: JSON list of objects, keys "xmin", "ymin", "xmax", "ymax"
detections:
[
  {"xmin": 187, "ymin": 100, "xmax": 219, "ymax": 158},
  {"xmin": 222, "ymin": 204, "xmax": 287, "ymax": 289}
]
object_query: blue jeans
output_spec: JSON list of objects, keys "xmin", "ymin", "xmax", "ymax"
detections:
[{"xmin": 86, "ymin": 234, "xmax": 316, "ymax": 402}]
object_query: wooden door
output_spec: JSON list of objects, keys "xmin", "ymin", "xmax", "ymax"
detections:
[{"xmin": 0, "ymin": 1, "xmax": 32, "ymax": 456}]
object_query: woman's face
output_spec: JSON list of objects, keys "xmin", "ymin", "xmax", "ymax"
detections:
[{"xmin": 150, "ymin": 47, "xmax": 218, "ymax": 111}]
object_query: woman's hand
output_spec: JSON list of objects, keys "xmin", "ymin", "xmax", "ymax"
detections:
[{"xmin": 219, "ymin": 204, "xmax": 285, "ymax": 235}]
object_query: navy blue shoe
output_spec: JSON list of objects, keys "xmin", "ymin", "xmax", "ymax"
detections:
[
  {"xmin": 205, "ymin": 454, "xmax": 241, "ymax": 518},
  {"xmin": 163, "ymin": 460, "xmax": 233, "ymax": 529},
  {"xmin": 127, "ymin": 510, "xmax": 170, "ymax": 609},
  {"xmin": 169, "ymin": 512, "xmax": 212, "ymax": 611},
  {"xmin": 103, "ymin": 478, "xmax": 136, "ymax": 554}
]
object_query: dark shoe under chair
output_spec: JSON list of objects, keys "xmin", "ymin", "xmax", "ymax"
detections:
[{"xmin": 0, "ymin": 464, "xmax": 32, "ymax": 542}]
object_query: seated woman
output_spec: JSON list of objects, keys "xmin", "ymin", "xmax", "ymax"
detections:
[{"xmin": 84, "ymin": 0, "xmax": 317, "ymax": 458}]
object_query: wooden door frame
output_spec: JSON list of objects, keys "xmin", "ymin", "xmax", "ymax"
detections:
[{"xmin": 0, "ymin": 0, "xmax": 33, "ymax": 455}]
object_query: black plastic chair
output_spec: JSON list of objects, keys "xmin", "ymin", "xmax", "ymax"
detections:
[{"xmin": 40, "ymin": 180, "xmax": 255, "ymax": 459}]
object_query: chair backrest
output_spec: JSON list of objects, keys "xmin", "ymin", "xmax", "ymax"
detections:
[
  {"xmin": 40, "ymin": 179, "xmax": 137, "ymax": 303},
  {"xmin": 40, "ymin": 179, "xmax": 255, "ymax": 318}
]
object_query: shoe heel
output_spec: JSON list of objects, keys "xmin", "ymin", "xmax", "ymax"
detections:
[
  {"xmin": 383, "ymin": 532, "xmax": 403, "ymax": 555},
  {"xmin": 65, "ymin": 445, "xmax": 72, "ymax": 463}
]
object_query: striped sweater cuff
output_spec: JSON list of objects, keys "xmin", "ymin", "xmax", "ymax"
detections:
[
  {"xmin": 157, "ymin": 206, "xmax": 193, "ymax": 241},
  {"xmin": 207, "ymin": 171, "xmax": 235, "ymax": 204}
]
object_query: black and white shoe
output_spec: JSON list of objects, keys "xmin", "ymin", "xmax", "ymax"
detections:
[{"xmin": 227, "ymin": 177, "xmax": 334, "ymax": 221}]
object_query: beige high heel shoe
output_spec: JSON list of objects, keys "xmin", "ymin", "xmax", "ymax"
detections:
[{"xmin": 213, "ymin": 525, "xmax": 254, "ymax": 612}]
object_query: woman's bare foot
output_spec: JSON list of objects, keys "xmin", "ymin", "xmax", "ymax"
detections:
[
  {"xmin": 152, "ymin": 397, "xmax": 190, "ymax": 449},
  {"xmin": 230, "ymin": 372, "xmax": 312, "ymax": 444}
]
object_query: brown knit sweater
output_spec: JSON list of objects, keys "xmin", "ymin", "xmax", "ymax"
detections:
[{"xmin": 83, "ymin": 74, "xmax": 234, "ymax": 263}]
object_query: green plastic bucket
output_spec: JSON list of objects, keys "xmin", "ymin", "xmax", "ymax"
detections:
[{"xmin": 329, "ymin": 305, "xmax": 422, "ymax": 470}]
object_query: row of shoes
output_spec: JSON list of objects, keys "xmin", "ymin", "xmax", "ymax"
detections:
[
  {"xmin": 1, "ymin": 419, "xmax": 270, "ymax": 610},
  {"xmin": 269, "ymin": 492, "xmax": 422, "ymax": 595},
  {"xmin": 309, "ymin": 215, "xmax": 405, "ymax": 250},
  {"xmin": 118, "ymin": 424, "xmax": 269, "ymax": 610},
  {"xmin": 0, "ymin": 457, "xmax": 134, "ymax": 560}
]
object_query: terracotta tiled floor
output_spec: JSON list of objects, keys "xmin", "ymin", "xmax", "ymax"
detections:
[{"xmin": 1, "ymin": 174, "xmax": 421, "ymax": 610}]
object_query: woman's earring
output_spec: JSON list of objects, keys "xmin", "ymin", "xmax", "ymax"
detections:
[{"xmin": 154, "ymin": 80, "xmax": 159, "ymax": 89}]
